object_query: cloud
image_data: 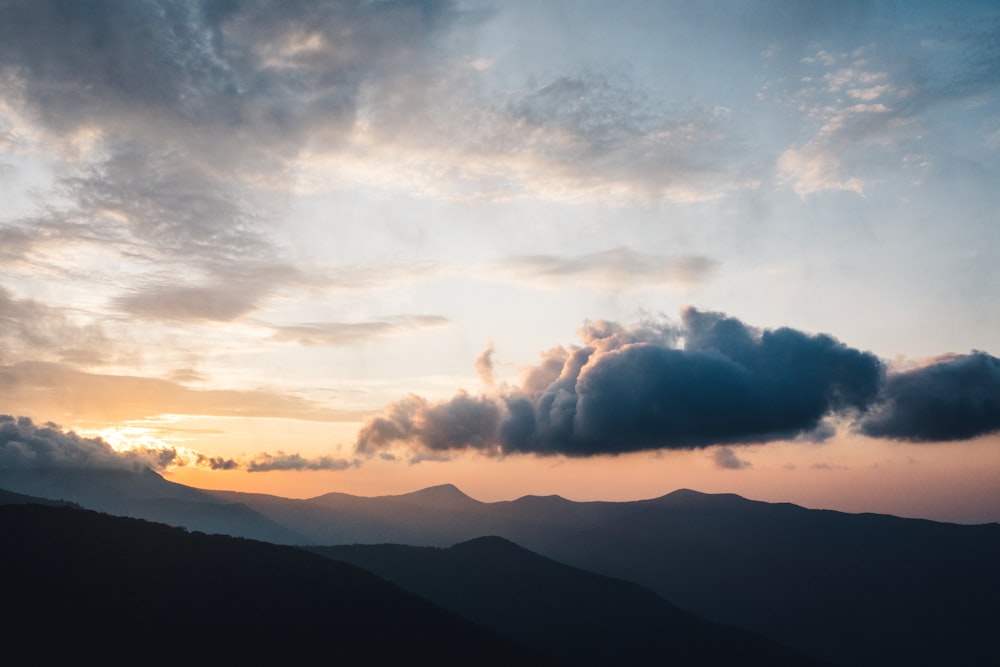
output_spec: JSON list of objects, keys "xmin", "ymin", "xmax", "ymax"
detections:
[
  {"xmin": 859, "ymin": 352, "xmax": 1000, "ymax": 442},
  {"xmin": 269, "ymin": 315, "xmax": 449, "ymax": 346},
  {"xmin": 114, "ymin": 282, "xmax": 273, "ymax": 323},
  {"xmin": 475, "ymin": 341, "xmax": 495, "ymax": 387},
  {"xmin": 0, "ymin": 414, "xmax": 354, "ymax": 474},
  {"xmin": 356, "ymin": 307, "xmax": 885, "ymax": 457},
  {"xmin": 247, "ymin": 451, "xmax": 358, "ymax": 472},
  {"xmin": 0, "ymin": 286, "xmax": 109, "ymax": 365},
  {"xmin": 713, "ymin": 447, "xmax": 752, "ymax": 470},
  {"xmin": 0, "ymin": 414, "xmax": 175, "ymax": 472},
  {"xmin": 777, "ymin": 144, "xmax": 864, "ymax": 196},
  {"xmin": 195, "ymin": 454, "xmax": 240, "ymax": 471},
  {"xmin": 500, "ymin": 247, "xmax": 716, "ymax": 289},
  {"xmin": 0, "ymin": 361, "xmax": 366, "ymax": 423},
  {"xmin": 0, "ymin": 1, "xmax": 458, "ymax": 330},
  {"xmin": 0, "ymin": 0, "xmax": 454, "ymax": 152}
]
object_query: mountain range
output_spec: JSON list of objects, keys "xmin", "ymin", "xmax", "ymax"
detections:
[{"xmin": 2, "ymin": 466, "xmax": 998, "ymax": 666}]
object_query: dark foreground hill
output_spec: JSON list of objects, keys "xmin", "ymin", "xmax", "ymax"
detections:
[
  {"xmin": 311, "ymin": 536, "xmax": 828, "ymax": 667},
  {"xmin": 0, "ymin": 503, "xmax": 550, "ymax": 665}
]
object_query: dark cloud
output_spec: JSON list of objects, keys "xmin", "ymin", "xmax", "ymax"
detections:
[
  {"xmin": 859, "ymin": 352, "xmax": 1000, "ymax": 442},
  {"xmin": 0, "ymin": 414, "xmax": 172, "ymax": 472},
  {"xmin": 356, "ymin": 308, "xmax": 885, "ymax": 457},
  {"xmin": 713, "ymin": 447, "xmax": 752, "ymax": 470},
  {"xmin": 196, "ymin": 454, "xmax": 240, "ymax": 471},
  {"xmin": 247, "ymin": 451, "xmax": 358, "ymax": 472},
  {"xmin": 357, "ymin": 391, "xmax": 502, "ymax": 456},
  {"xmin": 502, "ymin": 247, "xmax": 716, "ymax": 288},
  {"xmin": 269, "ymin": 315, "xmax": 449, "ymax": 346}
]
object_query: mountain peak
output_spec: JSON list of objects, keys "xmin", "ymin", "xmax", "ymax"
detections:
[{"xmin": 396, "ymin": 483, "xmax": 477, "ymax": 503}]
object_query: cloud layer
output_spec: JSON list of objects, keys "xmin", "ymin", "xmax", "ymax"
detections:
[
  {"xmin": 356, "ymin": 308, "xmax": 1000, "ymax": 458},
  {"xmin": 0, "ymin": 415, "xmax": 353, "ymax": 475}
]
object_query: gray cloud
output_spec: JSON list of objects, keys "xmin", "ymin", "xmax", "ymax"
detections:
[
  {"xmin": 0, "ymin": 414, "xmax": 174, "ymax": 472},
  {"xmin": 247, "ymin": 451, "xmax": 358, "ymax": 472},
  {"xmin": 269, "ymin": 315, "xmax": 449, "ymax": 346},
  {"xmin": 859, "ymin": 352, "xmax": 1000, "ymax": 442},
  {"xmin": 495, "ymin": 74, "xmax": 747, "ymax": 201},
  {"xmin": 0, "ymin": 0, "xmax": 454, "ymax": 149},
  {"xmin": 502, "ymin": 247, "xmax": 716, "ymax": 289},
  {"xmin": 196, "ymin": 454, "xmax": 240, "ymax": 471},
  {"xmin": 356, "ymin": 308, "xmax": 885, "ymax": 457},
  {"xmin": 0, "ymin": 286, "xmax": 109, "ymax": 365},
  {"xmin": 0, "ymin": 1, "xmax": 458, "ymax": 328},
  {"xmin": 713, "ymin": 447, "xmax": 752, "ymax": 470},
  {"xmin": 114, "ymin": 282, "xmax": 271, "ymax": 323}
]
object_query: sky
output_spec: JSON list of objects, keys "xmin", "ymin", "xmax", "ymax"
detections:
[{"xmin": 1, "ymin": 0, "xmax": 999, "ymax": 523}]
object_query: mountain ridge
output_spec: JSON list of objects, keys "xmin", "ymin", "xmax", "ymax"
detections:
[{"xmin": 4, "ymin": 470, "xmax": 999, "ymax": 666}]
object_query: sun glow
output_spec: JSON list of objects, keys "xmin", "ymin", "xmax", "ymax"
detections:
[{"xmin": 78, "ymin": 425, "xmax": 203, "ymax": 470}]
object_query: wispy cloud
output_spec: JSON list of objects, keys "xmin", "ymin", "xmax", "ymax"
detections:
[
  {"xmin": 268, "ymin": 315, "xmax": 449, "ymax": 346},
  {"xmin": 499, "ymin": 247, "xmax": 716, "ymax": 289},
  {"xmin": 0, "ymin": 362, "xmax": 367, "ymax": 423},
  {"xmin": 0, "ymin": 286, "xmax": 109, "ymax": 365},
  {"xmin": 247, "ymin": 451, "xmax": 359, "ymax": 472}
]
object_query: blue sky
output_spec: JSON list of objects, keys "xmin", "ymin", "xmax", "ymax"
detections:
[{"xmin": 0, "ymin": 1, "xmax": 998, "ymax": 520}]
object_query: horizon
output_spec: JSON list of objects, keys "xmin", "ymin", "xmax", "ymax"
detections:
[{"xmin": 1, "ymin": 1, "xmax": 999, "ymax": 525}]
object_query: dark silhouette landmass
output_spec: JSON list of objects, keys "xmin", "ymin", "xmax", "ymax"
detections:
[
  {"xmin": 0, "ymin": 503, "xmax": 551, "ymax": 665},
  {"xmin": 310, "ymin": 536, "xmax": 828, "ymax": 667},
  {"xmin": 0, "ymin": 487, "xmax": 81, "ymax": 507},
  {"xmin": 211, "ymin": 483, "xmax": 1000, "ymax": 667},
  {"xmin": 4, "ymin": 469, "xmax": 999, "ymax": 666}
]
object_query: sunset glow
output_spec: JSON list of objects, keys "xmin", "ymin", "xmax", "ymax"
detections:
[{"xmin": 1, "ymin": 0, "xmax": 998, "ymax": 523}]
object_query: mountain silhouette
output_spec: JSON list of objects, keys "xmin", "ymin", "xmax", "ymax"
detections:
[
  {"xmin": 310, "ymin": 536, "xmax": 828, "ymax": 667},
  {"xmin": 6, "ymin": 470, "xmax": 1000, "ymax": 666},
  {"xmin": 211, "ymin": 484, "xmax": 1000, "ymax": 667},
  {"xmin": 0, "ymin": 467, "xmax": 305, "ymax": 543},
  {"xmin": 0, "ymin": 502, "xmax": 552, "ymax": 665}
]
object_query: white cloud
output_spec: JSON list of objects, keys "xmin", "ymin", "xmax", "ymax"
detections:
[{"xmin": 777, "ymin": 144, "xmax": 863, "ymax": 197}]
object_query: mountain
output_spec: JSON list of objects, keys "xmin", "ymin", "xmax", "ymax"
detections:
[
  {"xmin": 6, "ymin": 470, "xmax": 999, "ymax": 666},
  {"xmin": 0, "ymin": 487, "xmax": 80, "ymax": 508},
  {"xmin": 209, "ymin": 485, "xmax": 1000, "ymax": 667},
  {"xmin": 0, "ymin": 503, "xmax": 552, "ymax": 664},
  {"xmin": 309, "ymin": 536, "xmax": 828, "ymax": 667},
  {"xmin": 0, "ymin": 467, "xmax": 306, "ymax": 543}
]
